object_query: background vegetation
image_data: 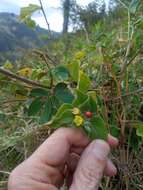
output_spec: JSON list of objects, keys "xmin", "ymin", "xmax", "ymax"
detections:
[{"xmin": 0, "ymin": 0, "xmax": 143, "ymax": 189}]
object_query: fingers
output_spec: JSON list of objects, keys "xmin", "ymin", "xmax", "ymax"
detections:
[
  {"xmin": 67, "ymin": 156, "xmax": 117, "ymax": 181},
  {"xmin": 66, "ymin": 154, "xmax": 117, "ymax": 186},
  {"xmin": 107, "ymin": 134, "xmax": 119, "ymax": 148},
  {"xmin": 104, "ymin": 134, "xmax": 118, "ymax": 177},
  {"xmin": 66, "ymin": 134, "xmax": 118, "ymax": 187},
  {"xmin": 31, "ymin": 128, "xmax": 90, "ymax": 167},
  {"xmin": 66, "ymin": 153, "xmax": 80, "ymax": 187},
  {"xmin": 104, "ymin": 159, "xmax": 117, "ymax": 177},
  {"xmin": 9, "ymin": 128, "xmax": 90, "ymax": 190},
  {"xmin": 31, "ymin": 126, "xmax": 117, "ymax": 168},
  {"xmin": 70, "ymin": 140, "xmax": 110, "ymax": 190}
]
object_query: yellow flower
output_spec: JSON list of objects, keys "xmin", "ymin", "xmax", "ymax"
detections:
[
  {"xmin": 75, "ymin": 51, "xmax": 85, "ymax": 60},
  {"xmin": 18, "ymin": 67, "xmax": 32, "ymax": 77},
  {"xmin": 3, "ymin": 60, "xmax": 13, "ymax": 70},
  {"xmin": 72, "ymin": 107, "xmax": 80, "ymax": 115},
  {"xmin": 74, "ymin": 115, "xmax": 84, "ymax": 127}
]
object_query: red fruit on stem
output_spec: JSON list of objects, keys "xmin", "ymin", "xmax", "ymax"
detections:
[{"xmin": 85, "ymin": 111, "xmax": 93, "ymax": 118}]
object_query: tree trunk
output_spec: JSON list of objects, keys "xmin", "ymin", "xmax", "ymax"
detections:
[{"xmin": 62, "ymin": 0, "xmax": 70, "ymax": 34}]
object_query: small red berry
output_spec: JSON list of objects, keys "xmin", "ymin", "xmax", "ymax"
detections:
[{"xmin": 85, "ymin": 111, "xmax": 93, "ymax": 118}]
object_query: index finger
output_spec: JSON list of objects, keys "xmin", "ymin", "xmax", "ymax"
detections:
[{"xmin": 31, "ymin": 128, "xmax": 90, "ymax": 167}]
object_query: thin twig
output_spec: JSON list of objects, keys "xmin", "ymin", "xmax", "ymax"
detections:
[
  {"xmin": 33, "ymin": 49, "xmax": 55, "ymax": 87},
  {"xmin": 33, "ymin": 50, "xmax": 51, "ymax": 70},
  {"xmin": 120, "ymin": 43, "xmax": 142, "ymax": 82},
  {"xmin": 39, "ymin": 0, "xmax": 52, "ymax": 38},
  {"xmin": 0, "ymin": 68, "xmax": 48, "ymax": 89},
  {"xmin": 126, "ymin": 45, "xmax": 143, "ymax": 67},
  {"xmin": 45, "ymin": 53, "xmax": 58, "ymax": 65},
  {"xmin": 107, "ymin": 86, "xmax": 143, "ymax": 102},
  {"xmin": 33, "ymin": 49, "xmax": 57, "ymax": 65}
]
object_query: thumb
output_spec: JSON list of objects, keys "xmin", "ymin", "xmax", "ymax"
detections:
[{"xmin": 70, "ymin": 140, "xmax": 110, "ymax": 190}]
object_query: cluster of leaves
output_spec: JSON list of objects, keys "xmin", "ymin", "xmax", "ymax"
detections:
[
  {"xmin": 3, "ymin": 61, "xmax": 108, "ymax": 140},
  {"xmin": 31, "ymin": 70, "xmax": 107, "ymax": 140}
]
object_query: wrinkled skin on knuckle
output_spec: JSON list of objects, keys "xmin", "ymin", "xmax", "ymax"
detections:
[
  {"xmin": 80, "ymin": 166, "xmax": 102, "ymax": 186},
  {"xmin": 71, "ymin": 154, "xmax": 107, "ymax": 189},
  {"xmin": 72, "ymin": 164, "xmax": 104, "ymax": 189}
]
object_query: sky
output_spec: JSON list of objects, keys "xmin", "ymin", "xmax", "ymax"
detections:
[{"xmin": 0, "ymin": 0, "xmax": 109, "ymax": 32}]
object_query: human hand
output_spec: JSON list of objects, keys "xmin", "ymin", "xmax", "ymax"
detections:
[{"xmin": 8, "ymin": 128, "xmax": 118, "ymax": 190}]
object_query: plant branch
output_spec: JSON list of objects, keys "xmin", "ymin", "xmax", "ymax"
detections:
[
  {"xmin": 107, "ymin": 86, "xmax": 143, "ymax": 102},
  {"xmin": 33, "ymin": 49, "xmax": 57, "ymax": 65},
  {"xmin": 121, "ymin": 44, "xmax": 142, "ymax": 75},
  {"xmin": 0, "ymin": 68, "xmax": 49, "ymax": 89},
  {"xmin": 39, "ymin": 0, "xmax": 52, "ymax": 38},
  {"xmin": 33, "ymin": 49, "xmax": 55, "ymax": 87},
  {"xmin": 126, "ymin": 45, "xmax": 143, "ymax": 67}
]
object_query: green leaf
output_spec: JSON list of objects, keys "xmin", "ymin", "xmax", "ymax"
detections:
[
  {"xmin": 83, "ymin": 121, "xmax": 92, "ymax": 137},
  {"xmin": 20, "ymin": 4, "xmax": 41, "ymax": 20},
  {"xmin": 51, "ymin": 110, "xmax": 74, "ymax": 128},
  {"xmin": 50, "ymin": 96, "xmax": 61, "ymax": 114},
  {"xmin": 30, "ymin": 88, "xmax": 49, "ymax": 97},
  {"xmin": 67, "ymin": 62, "xmax": 80, "ymax": 82},
  {"xmin": 89, "ymin": 99, "xmax": 97, "ymax": 113},
  {"xmin": 77, "ymin": 71, "xmax": 91, "ymax": 93},
  {"xmin": 48, "ymin": 103, "xmax": 73, "ymax": 128},
  {"xmin": 110, "ymin": 125, "xmax": 120, "ymax": 138},
  {"xmin": 53, "ymin": 103, "xmax": 73, "ymax": 119},
  {"xmin": 136, "ymin": 123, "xmax": 143, "ymax": 138},
  {"xmin": 88, "ymin": 94, "xmax": 97, "ymax": 113},
  {"xmin": 24, "ymin": 17, "xmax": 36, "ymax": 28},
  {"xmin": 79, "ymin": 96, "xmax": 90, "ymax": 112},
  {"xmin": 28, "ymin": 98, "xmax": 43, "ymax": 116},
  {"xmin": 55, "ymin": 83, "xmax": 74, "ymax": 104},
  {"xmin": 39, "ymin": 98, "xmax": 52, "ymax": 124},
  {"xmin": 129, "ymin": 0, "xmax": 140, "ymax": 14},
  {"xmin": 20, "ymin": 4, "xmax": 41, "ymax": 28},
  {"xmin": 56, "ymin": 110, "xmax": 73, "ymax": 125},
  {"xmin": 90, "ymin": 116, "xmax": 108, "ymax": 140},
  {"xmin": 53, "ymin": 66, "xmax": 69, "ymax": 81},
  {"xmin": 73, "ymin": 89, "xmax": 88, "ymax": 107},
  {"xmin": 80, "ymin": 97, "xmax": 97, "ymax": 113}
]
